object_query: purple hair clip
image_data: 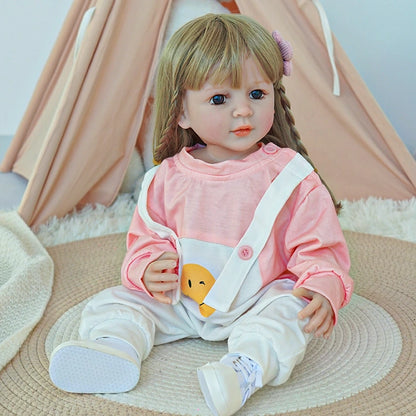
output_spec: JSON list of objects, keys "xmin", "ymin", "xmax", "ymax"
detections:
[{"xmin": 272, "ymin": 30, "xmax": 293, "ymax": 76}]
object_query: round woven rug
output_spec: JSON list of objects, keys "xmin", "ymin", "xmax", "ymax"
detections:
[
  {"xmin": 0, "ymin": 230, "xmax": 415, "ymax": 415},
  {"xmin": 44, "ymin": 294, "xmax": 401, "ymax": 415}
]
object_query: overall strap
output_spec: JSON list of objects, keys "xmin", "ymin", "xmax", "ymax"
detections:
[
  {"xmin": 203, "ymin": 153, "xmax": 314, "ymax": 312},
  {"xmin": 137, "ymin": 165, "xmax": 182, "ymax": 304},
  {"xmin": 138, "ymin": 166, "xmax": 169, "ymax": 239}
]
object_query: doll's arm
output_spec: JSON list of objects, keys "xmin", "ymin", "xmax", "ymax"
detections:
[
  {"xmin": 285, "ymin": 181, "xmax": 353, "ymax": 323},
  {"xmin": 121, "ymin": 207, "xmax": 177, "ymax": 295}
]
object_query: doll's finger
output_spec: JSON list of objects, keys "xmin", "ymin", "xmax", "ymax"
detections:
[
  {"xmin": 310, "ymin": 309, "xmax": 334, "ymax": 338},
  {"xmin": 303, "ymin": 307, "xmax": 324, "ymax": 333},
  {"xmin": 157, "ymin": 252, "xmax": 179, "ymax": 262},
  {"xmin": 149, "ymin": 260, "xmax": 178, "ymax": 273},
  {"xmin": 298, "ymin": 297, "xmax": 321, "ymax": 320},
  {"xmin": 152, "ymin": 292, "xmax": 173, "ymax": 304},
  {"xmin": 146, "ymin": 280, "xmax": 179, "ymax": 293},
  {"xmin": 315, "ymin": 315, "xmax": 334, "ymax": 339},
  {"xmin": 304, "ymin": 300, "xmax": 332, "ymax": 332},
  {"xmin": 292, "ymin": 287, "xmax": 315, "ymax": 300},
  {"xmin": 313, "ymin": 313, "xmax": 333, "ymax": 338},
  {"xmin": 323, "ymin": 322, "xmax": 335, "ymax": 339},
  {"xmin": 146, "ymin": 272, "xmax": 178, "ymax": 283}
]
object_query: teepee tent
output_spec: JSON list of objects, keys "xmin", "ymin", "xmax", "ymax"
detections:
[{"xmin": 1, "ymin": 0, "xmax": 416, "ymax": 228}]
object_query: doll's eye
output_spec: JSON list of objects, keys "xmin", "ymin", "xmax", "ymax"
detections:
[
  {"xmin": 210, "ymin": 94, "xmax": 226, "ymax": 105},
  {"xmin": 250, "ymin": 89, "xmax": 265, "ymax": 100}
]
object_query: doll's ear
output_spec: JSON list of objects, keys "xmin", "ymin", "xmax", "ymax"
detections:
[
  {"xmin": 178, "ymin": 100, "xmax": 191, "ymax": 129},
  {"xmin": 178, "ymin": 112, "xmax": 191, "ymax": 129}
]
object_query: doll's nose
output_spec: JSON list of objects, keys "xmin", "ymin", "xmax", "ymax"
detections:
[{"xmin": 233, "ymin": 100, "xmax": 253, "ymax": 118}]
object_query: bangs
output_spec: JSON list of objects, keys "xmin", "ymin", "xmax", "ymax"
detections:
[{"xmin": 175, "ymin": 14, "xmax": 281, "ymax": 90}]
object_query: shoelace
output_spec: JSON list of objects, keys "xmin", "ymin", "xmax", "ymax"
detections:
[{"xmin": 222, "ymin": 355, "xmax": 263, "ymax": 405}]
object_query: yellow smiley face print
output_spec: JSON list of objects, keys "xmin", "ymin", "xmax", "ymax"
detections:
[{"xmin": 181, "ymin": 264, "xmax": 216, "ymax": 317}]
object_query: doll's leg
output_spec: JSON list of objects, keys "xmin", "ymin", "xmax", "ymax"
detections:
[
  {"xmin": 227, "ymin": 293, "xmax": 311, "ymax": 386},
  {"xmin": 49, "ymin": 285, "xmax": 194, "ymax": 393},
  {"xmin": 198, "ymin": 291, "xmax": 310, "ymax": 416}
]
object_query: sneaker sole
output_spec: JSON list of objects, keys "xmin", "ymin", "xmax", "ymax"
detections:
[{"xmin": 49, "ymin": 340, "xmax": 140, "ymax": 393}]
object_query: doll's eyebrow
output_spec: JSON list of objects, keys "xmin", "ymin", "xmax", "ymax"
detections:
[
  {"xmin": 203, "ymin": 79, "xmax": 271, "ymax": 91},
  {"xmin": 201, "ymin": 84, "xmax": 228, "ymax": 93},
  {"xmin": 250, "ymin": 80, "xmax": 273, "ymax": 88}
]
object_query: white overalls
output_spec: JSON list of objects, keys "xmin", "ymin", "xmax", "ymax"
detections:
[{"xmin": 79, "ymin": 154, "xmax": 314, "ymax": 386}]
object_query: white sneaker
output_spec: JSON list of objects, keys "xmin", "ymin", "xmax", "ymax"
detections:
[
  {"xmin": 197, "ymin": 354, "xmax": 263, "ymax": 416},
  {"xmin": 49, "ymin": 339, "xmax": 140, "ymax": 393}
]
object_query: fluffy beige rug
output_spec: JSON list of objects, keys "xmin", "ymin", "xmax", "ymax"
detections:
[{"xmin": 35, "ymin": 195, "xmax": 416, "ymax": 247}]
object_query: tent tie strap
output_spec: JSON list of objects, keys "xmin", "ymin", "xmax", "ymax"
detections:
[
  {"xmin": 311, "ymin": 0, "xmax": 340, "ymax": 96},
  {"xmin": 74, "ymin": 7, "xmax": 96, "ymax": 59}
]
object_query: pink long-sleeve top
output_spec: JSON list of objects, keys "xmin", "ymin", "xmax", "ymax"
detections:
[{"xmin": 121, "ymin": 143, "xmax": 353, "ymax": 321}]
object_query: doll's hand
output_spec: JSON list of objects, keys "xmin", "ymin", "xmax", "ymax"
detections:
[
  {"xmin": 292, "ymin": 287, "xmax": 334, "ymax": 339},
  {"xmin": 143, "ymin": 252, "xmax": 179, "ymax": 304}
]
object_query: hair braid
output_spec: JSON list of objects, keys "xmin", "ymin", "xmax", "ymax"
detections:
[
  {"xmin": 153, "ymin": 87, "xmax": 183, "ymax": 163},
  {"xmin": 275, "ymin": 82, "xmax": 342, "ymax": 213}
]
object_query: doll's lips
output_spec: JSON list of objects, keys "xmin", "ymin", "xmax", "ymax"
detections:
[{"xmin": 232, "ymin": 125, "xmax": 253, "ymax": 137}]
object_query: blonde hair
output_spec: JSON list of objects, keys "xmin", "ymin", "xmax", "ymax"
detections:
[{"xmin": 153, "ymin": 13, "xmax": 341, "ymax": 212}]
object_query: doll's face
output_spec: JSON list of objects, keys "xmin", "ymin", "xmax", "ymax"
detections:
[{"xmin": 178, "ymin": 57, "xmax": 274, "ymax": 163}]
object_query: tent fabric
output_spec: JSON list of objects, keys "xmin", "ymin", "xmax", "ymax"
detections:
[
  {"xmin": 1, "ymin": 0, "xmax": 416, "ymax": 228},
  {"xmin": 236, "ymin": 0, "xmax": 416, "ymax": 201},
  {"xmin": 1, "ymin": 0, "xmax": 173, "ymax": 227}
]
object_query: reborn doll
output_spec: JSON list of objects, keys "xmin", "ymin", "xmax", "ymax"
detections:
[{"xmin": 50, "ymin": 13, "xmax": 353, "ymax": 416}]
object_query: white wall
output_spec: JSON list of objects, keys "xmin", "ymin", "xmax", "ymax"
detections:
[
  {"xmin": 0, "ymin": 0, "xmax": 72, "ymax": 135},
  {"xmin": 320, "ymin": 0, "xmax": 416, "ymax": 156},
  {"xmin": 0, "ymin": 0, "xmax": 415, "ymax": 156}
]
